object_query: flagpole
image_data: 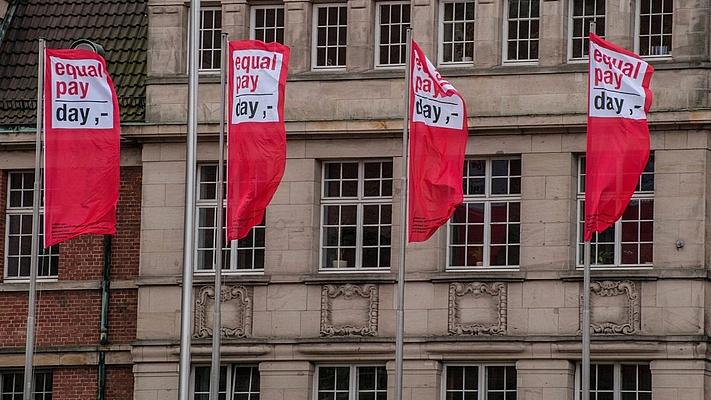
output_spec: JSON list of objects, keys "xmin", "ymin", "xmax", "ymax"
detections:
[
  {"xmin": 178, "ymin": 0, "xmax": 200, "ymax": 398},
  {"xmin": 394, "ymin": 28, "xmax": 412, "ymax": 400},
  {"xmin": 23, "ymin": 37, "xmax": 45, "ymax": 400},
  {"xmin": 582, "ymin": 240, "xmax": 591, "ymax": 400},
  {"xmin": 209, "ymin": 32, "xmax": 228, "ymax": 400},
  {"xmin": 581, "ymin": 21, "xmax": 596, "ymax": 400}
]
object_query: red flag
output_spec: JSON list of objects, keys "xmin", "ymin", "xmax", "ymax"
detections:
[
  {"xmin": 585, "ymin": 33, "xmax": 654, "ymax": 241},
  {"xmin": 408, "ymin": 40, "xmax": 468, "ymax": 243},
  {"xmin": 227, "ymin": 40, "xmax": 290, "ymax": 241},
  {"xmin": 44, "ymin": 49, "xmax": 120, "ymax": 247}
]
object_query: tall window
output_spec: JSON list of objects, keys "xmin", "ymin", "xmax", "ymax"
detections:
[
  {"xmin": 449, "ymin": 159, "xmax": 521, "ymax": 269},
  {"xmin": 505, "ymin": 0, "xmax": 539, "ymax": 62},
  {"xmin": 569, "ymin": 0, "xmax": 605, "ymax": 59},
  {"xmin": 313, "ymin": 5, "xmax": 348, "ymax": 68},
  {"xmin": 252, "ymin": 6, "xmax": 285, "ymax": 44},
  {"xmin": 194, "ymin": 365, "xmax": 259, "ymax": 400},
  {"xmin": 376, "ymin": 2, "xmax": 411, "ymax": 66},
  {"xmin": 199, "ymin": 7, "xmax": 222, "ymax": 71},
  {"xmin": 321, "ymin": 161, "xmax": 392, "ymax": 270},
  {"xmin": 444, "ymin": 365, "xmax": 517, "ymax": 400},
  {"xmin": 637, "ymin": 0, "xmax": 673, "ymax": 56},
  {"xmin": 5, "ymin": 171, "xmax": 59, "ymax": 279},
  {"xmin": 577, "ymin": 155, "xmax": 654, "ymax": 267},
  {"xmin": 576, "ymin": 363, "xmax": 651, "ymax": 400},
  {"xmin": 439, "ymin": 1, "xmax": 475, "ymax": 64},
  {"xmin": 196, "ymin": 165, "xmax": 265, "ymax": 272},
  {"xmin": 316, "ymin": 366, "xmax": 387, "ymax": 400},
  {"xmin": 0, "ymin": 371, "xmax": 52, "ymax": 400}
]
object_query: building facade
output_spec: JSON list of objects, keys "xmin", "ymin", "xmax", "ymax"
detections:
[{"xmin": 1, "ymin": 0, "xmax": 711, "ymax": 399}]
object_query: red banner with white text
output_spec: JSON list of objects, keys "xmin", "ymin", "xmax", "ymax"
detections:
[
  {"xmin": 408, "ymin": 40, "xmax": 468, "ymax": 243},
  {"xmin": 585, "ymin": 33, "xmax": 654, "ymax": 241},
  {"xmin": 227, "ymin": 40, "xmax": 290, "ymax": 241},
  {"xmin": 44, "ymin": 49, "xmax": 120, "ymax": 247}
]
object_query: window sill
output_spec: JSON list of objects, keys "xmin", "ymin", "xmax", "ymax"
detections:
[{"xmin": 302, "ymin": 272, "xmax": 397, "ymax": 285}]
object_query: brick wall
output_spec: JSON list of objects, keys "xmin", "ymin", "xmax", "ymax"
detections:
[
  {"xmin": 51, "ymin": 366, "xmax": 134, "ymax": 400},
  {"xmin": 61, "ymin": 166, "xmax": 142, "ymax": 281},
  {"xmin": 0, "ymin": 166, "xmax": 140, "ymax": 346}
]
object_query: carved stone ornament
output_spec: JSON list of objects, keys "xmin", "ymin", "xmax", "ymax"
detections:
[
  {"xmin": 320, "ymin": 284, "xmax": 378, "ymax": 337},
  {"xmin": 194, "ymin": 285, "xmax": 253, "ymax": 339},
  {"xmin": 580, "ymin": 280, "xmax": 640, "ymax": 335},
  {"xmin": 448, "ymin": 282, "xmax": 507, "ymax": 336}
]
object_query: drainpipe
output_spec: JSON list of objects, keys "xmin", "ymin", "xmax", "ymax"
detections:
[{"xmin": 98, "ymin": 234, "xmax": 112, "ymax": 400}]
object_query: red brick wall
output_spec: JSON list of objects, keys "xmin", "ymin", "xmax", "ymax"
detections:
[
  {"xmin": 53, "ymin": 368, "xmax": 97, "ymax": 399},
  {"xmin": 52, "ymin": 366, "xmax": 134, "ymax": 400},
  {"xmin": 104, "ymin": 366, "xmax": 135, "ymax": 400},
  {"xmin": 0, "ymin": 166, "xmax": 140, "ymax": 346},
  {"xmin": 61, "ymin": 166, "xmax": 142, "ymax": 281}
]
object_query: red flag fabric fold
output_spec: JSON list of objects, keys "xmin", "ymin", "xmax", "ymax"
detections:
[
  {"xmin": 585, "ymin": 33, "xmax": 654, "ymax": 242},
  {"xmin": 408, "ymin": 40, "xmax": 468, "ymax": 243},
  {"xmin": 227, "ymin": 40, "xmax": 290, "ymax": 241},
  {"xmin": 44, "ymin": 49, "xmax": 120, "ymax": 247}
]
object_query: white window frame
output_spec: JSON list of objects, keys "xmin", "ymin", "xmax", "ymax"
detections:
[
  {"xmin": 568, "ymin": 0, "xmax": 605, "ymax": 61},
  {"xmin": 0, "ymin": 371, "xmax": 52, "ymax": 400},
  {"xmin": 198, "ymin": 6, "xmax": 222, "ymax": 72},
  {"xmin": 503, "ymin": 0, "xmax": 540, "ymax": 63},
  {"xmin": 312, "ymin": 4, "xmax": 348, "ymax": 70},
  {"xmin": 251, "ymin": 5, "xmax": 285, "ymax": 44},
  {"xmin": 447, "ymin": 158, "xmax": 521, "ymax": 270},
  {"xmin": 192, "ymin": 364, "xmax": 260, "ymax": 400},
  {"xmin": 438, "ymin": 0, "xmax": 476, "ymax": 65},
  {"xmin": 375, "ymin": 1, "xmax": 411, "ymax": 68},
  {"xmin": 576, "ymin": 154, "xmax": 654, "ymax": 268},
  {"xmin": 195, "ymin": 164, "xmax": 265, "ymax": 274},
  {"xmin": 314, "ymin": 365, "xmax": 388, "ymax": 400},
  {"xmin": 635, "ymin": 0, "xmax": 673, "ymax": 58},
  {"xmin": 4, "ymin": 171, "xmax": 59, "ymax": 280},
  {"xmin": 320, "ymin": 160, "xmax": 393, "ymax": 271},
  {"xmin": 442, "ymin": 364, "xmax": 517, "ymax": 400},
  {"xmin": 575, "ymin": 363, "xmax": 652, "ymax": 400}
]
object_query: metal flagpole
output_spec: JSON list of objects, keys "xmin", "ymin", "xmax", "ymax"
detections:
[
  {"xmin": 394, "ymin": 28, "xmax": 412, "ymax": 400},
  {"xmin": 23, "ymin": 37, "xmax": 45, "ymax": 400},
  {"xmin": 582, "ymin": 241, "xmax": 591, "ymax": 400},
  {"xmin": 209, "ymin": 32, "xmax": 228, "ymax": 400},
  {"xmin": 178, "ymin": 0, "xmax": 201, "ymax": 398},
  {"xmin": 581, "ymin": 21, "xmax": 596, "ymax": 400}
]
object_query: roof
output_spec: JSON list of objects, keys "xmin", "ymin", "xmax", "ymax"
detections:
[{"xmin": 0, "ymin": 0, "xmax": 147, "ymax": 127}]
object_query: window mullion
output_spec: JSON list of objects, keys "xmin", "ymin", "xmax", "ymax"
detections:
[{"xmin": 356, "ymin": 202, "xmax": 363, "ymax": 268}]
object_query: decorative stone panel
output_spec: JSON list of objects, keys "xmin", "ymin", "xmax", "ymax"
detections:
[
  {"xmin": 580, "ymin": 280, "xmax": 640, "ymax": 335},
  {"xmin": 194, "ymin": 285, "xmax": 252, "ymax": 339},
  {"xmin": 448, "ymin": 282, "xmax": 507, "ymax": 336},
  {"xmin": 320, "ymin": 284, "xmax": 378, "ymax": 337}
]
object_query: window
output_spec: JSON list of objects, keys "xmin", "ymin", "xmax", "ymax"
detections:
[
  {"xmin": 0, "ymin": 371, "xmax": 52, "ymax": 400},
  {"xmin": 569, "ymin": 0, "xmax": 605, "ymax": 59},
  {"xmin": 321, "ymin": 161, "xmax": 392, "ymax": 270},
  {"xmin": 196, "ymin": 165, "xmax": 265, "ymax": 272},
  {"xmin": 505, "ymin": 0, "xmax": 539, "ymax": 62},
  {"xmin": 252, "ymin": 6, "xmax": 285, "ymax": 44},
  {"xmin": 577, "ymin": 155, "xmax": 654, "ymax": 267},
  {"xmin": 444, "ymin": 365, "xmax": 517, "ymax": 400},
  {"xmin": 439, "ymin": 1, "xmax": 475, "ymax": 64},
  {"xmin": 313, "ymin": 5, "xmax": 348, "ymax": 69},
  {"xmin": 637, "ymin": 0, "xmax": 673, "ymax": 57},
  {"xmin": 376, "ymin": 2, "xmax": 411, "ymax": 66},
  {"xmin": 576, "ymin": 363, "xmax": 651, "ymax": 400},
  {"xmin": 199, "ymin": 7, "xmax": 222, "ymax": 71},
  {"xmin": 194, "ymin": 365, "xmax": 259, "ymax": 400},
  {"xmin": 5, "ymin": 171, "xmax": 59, "ymax": 279},
  {"xmin": 316, "ymin": 366, "xmax": 387, "ymax": 400},
  {"xmin": 449, "ymin": 159, "xmax": 521, "ymax": 269}
]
